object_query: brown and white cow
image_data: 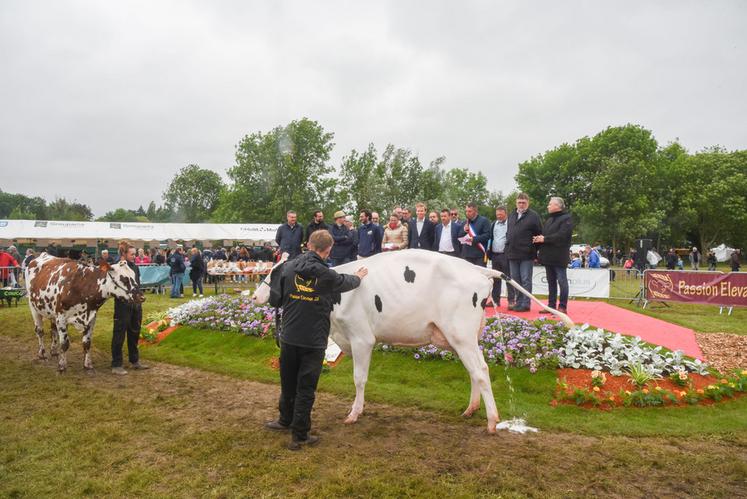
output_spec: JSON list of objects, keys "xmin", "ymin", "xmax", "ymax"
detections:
[{"xmin": 25, "ymin": 252, "xmax": 145, "ymax": 372}]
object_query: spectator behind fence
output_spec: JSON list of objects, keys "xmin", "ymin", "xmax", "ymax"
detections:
[
  {"xmin": 534, "ymin": 197, "xmax": 573, "ymax": 314},
  {"xmin": 506, "ymin": 193, "xmax": 542, "ymax": 312},
  {"xmin": 135, "ymin": 248, "xmax": 151, "ymax": 265},
  {"xmin": 586, "ymin": 245, "xmax": 601, "ymax": 268},
  {"xmin": 357, "ymin": 210, "xmax": 383, "ymax": 258},
  {"xmin": 458, "ymin": 202, "xmax": 491, "ymax": 267},
  {"xmin": 382, "ymin": 214, "xmax": 409, "ymax": 251},
  {"xmin": 707, "ymin": 251, "xmax": 717, "ymax": 271},
  {"xmin": 22, "ymin": 249, "xmax": 35, "ymax": 271},
  {"xmin": 275, "ymin": 210, "xmax": 304, "ymax": 260},
  {"xmin": 0, "ymin": 248, "xmax": 20, "ymax": 287},
  {"xmin": 409, "ymin": 202, "xmax": 436, "ymax": 250},
  {"xmin": 689, "ymin": 247, "xmax": 701, "ymax": 270},
  {"xmin": 345, "ymin": 216, "xmax": 358, "ymax": 261},
  {"xmin": 488, "ymin": 206, "xmax": 512, "ymax": 307},
  {"xmin": 99, "ymin": 249, "xmax": 114, "ymax": 265},
  {"xmin": 328, "ymin": 211, "xmax": 353, "ymax": 267},
  {"xmin": 665, "ymin": 249, "xmax": 677, "ymax": 270},
  {"xmin": 189, "ymin": 248, "xmax": 205, "ymax": 297},
  {"xmin": 570, "ymin": 253, "xmax": 582, "ymax": 268},
  {"xmin": 434, "ymin": 208, "xmax": 461, "ymax": 258},
  {"xmin": 731, "ymin": 249, "xmax": 741, "ymax": 272}
]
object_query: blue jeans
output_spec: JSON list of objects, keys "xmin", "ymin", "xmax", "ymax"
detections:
[
  {"xmin": 508, "ymin": 260, "xmax": 533, "ymax": 308},
  {"xmin": 544, "ymin": 265, "xmax": 569, "ymax": 310},
  {"xmin": 170, "ymin": 273, "xmax": 184, "ymax": 297}
]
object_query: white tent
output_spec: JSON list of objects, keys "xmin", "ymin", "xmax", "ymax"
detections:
[
  {"xmin": 711, "ymin": 243, "xmax": 736, "ymax": 263},
  {"xmin": 0, "ymin": 219, "xmax": 281, "ymax": 244}
]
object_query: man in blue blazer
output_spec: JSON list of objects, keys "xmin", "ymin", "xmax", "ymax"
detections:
[
  {"xmin": 433, "ymin": 209, "xmax": 462, "ymax": 257},
  {"xmin": 457, "ymin": 202, "xmax": 491, "ymax": 267},
  {"xmin": 408, "ymin": 202, "xmax": 436, "ymax": 250}
]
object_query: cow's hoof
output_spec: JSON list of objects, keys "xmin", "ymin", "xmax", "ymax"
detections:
[
  {"xmin": 343, "ymin": 415, "xmax": 358, "ymax": 424},
  {"xmin": 84, "ymin": 367, "xmax": 96, "ymax": 375},
  {"xmin": 461, "ymin": 407, "xmax": 478, "ymax": 418},
  {"xmin": 487, "ymin": 425, "xmax": 497, "ymax": 434},
  {"xmin": 51, "ymin": 352, "xmax": 59, "ymax": 358},
  {"xmin": 37, "ymin": 353, "xmax": 47, "ymax": 361}
]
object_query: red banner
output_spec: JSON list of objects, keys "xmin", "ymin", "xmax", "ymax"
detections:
[{"xmin": 645, "ymin": 270, "xmax": 747, "ymax": 307}]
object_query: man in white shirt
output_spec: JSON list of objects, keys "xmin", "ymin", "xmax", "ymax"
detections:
[
  {"xmin": 434, "ymin": 209, "xmax": 460, "ymax": 257},
  {"xmin": 489, "ymin": 206, "xmax": 513, "ymax": 308}
]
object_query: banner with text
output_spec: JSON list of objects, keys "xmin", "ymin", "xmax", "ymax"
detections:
[
  {"xmin": 645, "ymin": 270, "xmax": 747, "ymax": 307},
  {"xmin": 525, "ymin": 268, "xmax": 611, "ymax": 298}
]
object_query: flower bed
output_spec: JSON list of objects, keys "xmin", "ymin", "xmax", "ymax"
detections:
[
  {"xmin": 555, "ymin": 368, "xmax": 747, "ymax": 408},
  {"xmin": 167, "ymin": 294, "xmax": 276, "ymax": 338},
  {"xmin": 379, "ymin": 316, "xmax": 708, "ymax": 376}
]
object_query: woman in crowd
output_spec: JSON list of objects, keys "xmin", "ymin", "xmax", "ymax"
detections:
[
  {"xmin": 382, "ymin": 214, "xmax": 409, "ymax": 251},
  {"xmin": 189, "ymin": 248, "xmax": 205, "ymax": 297},
  {"xmin": 135, "ymin": 248, "xmax": 151, "ymax": 265}
]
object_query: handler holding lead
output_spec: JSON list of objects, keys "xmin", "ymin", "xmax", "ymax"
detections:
[{"xmin": 265, "ymin": 230, "xmax": 367, "ymax": 450}]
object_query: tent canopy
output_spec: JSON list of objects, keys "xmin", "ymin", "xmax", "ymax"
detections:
[
  {"xmin": 711, "ymin": 243, "xmax": 736, "ymax": 263},
  {"xmin": 0, "ymin": 220, "xmax": 281, "ymax": 244}
]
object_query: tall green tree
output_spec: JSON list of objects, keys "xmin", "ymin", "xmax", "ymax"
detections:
[
  {"xmin": 216, "ymin": 118, "xmax": 335, "ymax": 223},
  {"xmin": 46, "ymin": 197, "xmax": 93, "ymax": 221},
  {"xmin": 163, "ymin": 164, "xmax": 224, "ymax": 222}
]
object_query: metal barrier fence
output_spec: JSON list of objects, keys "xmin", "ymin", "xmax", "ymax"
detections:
[{"xmin": 607, "ymin": 267, "xmax": 644, "ymax": 301}]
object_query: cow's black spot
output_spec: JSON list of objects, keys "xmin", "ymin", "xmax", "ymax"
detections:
[
  {"xmin": 374, "ymin": 295, "xmax": 382, "ymax": 313},
  {"xmin": 480, "ymin": 298, "xmax": 488, "ymax": 309},
  {"xmin": 472, "ymin": 292, "xmax": 478, "ymax": 308},
  {"xmin": 404, "ymin": 266, "xmax": 416, "ymax": 283}
]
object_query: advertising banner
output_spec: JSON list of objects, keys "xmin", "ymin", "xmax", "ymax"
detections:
[
  {"xmin": 645, "ymin": 270, "xmax": 747, "ymax": 307},
  {"xmin": 531, "ymin": 268, "xmax": 611, "ymax": 298}
]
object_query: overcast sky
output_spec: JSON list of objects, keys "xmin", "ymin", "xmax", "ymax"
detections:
[{"xmin": 1, "ymin": 1, "xmax": 745, "ymax": 217}]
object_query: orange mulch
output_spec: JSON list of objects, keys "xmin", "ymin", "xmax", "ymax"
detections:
[
  {"xmin": 138, "ymin": 320, "xmax": 179, "ymax": 345},
  {"xmin": 553, "ymin": 368, "xmax": 744, "ymax": 409}
]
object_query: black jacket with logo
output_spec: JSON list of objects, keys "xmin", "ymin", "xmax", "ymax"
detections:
[{"xmin": 271, "ymin": 251, "xmax": 360, "ymax": 349}]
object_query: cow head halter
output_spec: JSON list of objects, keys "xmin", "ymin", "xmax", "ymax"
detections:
[{"xmin": 105, "ymin": 267, "xmax": 133, "ymax": 295}]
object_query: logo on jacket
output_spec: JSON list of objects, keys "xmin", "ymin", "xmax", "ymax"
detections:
[{"xmin": 294, "ymin": 275, "xmax": 317, "ymax": 293}]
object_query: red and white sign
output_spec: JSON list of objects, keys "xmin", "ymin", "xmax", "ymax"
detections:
[{"xmin": 645, "ymin": 270, "xmax": 747, "ymax": 307}]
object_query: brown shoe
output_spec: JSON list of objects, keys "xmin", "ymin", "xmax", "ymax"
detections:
[
  {"xmin": 264, "ymin": 420, "xmax": 291, "ymax": 432},
  {"xmin": 288, "ymin": 434, "xmax": 319, "ymax": 451}
]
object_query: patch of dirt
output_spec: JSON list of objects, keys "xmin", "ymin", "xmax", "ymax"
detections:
[
  {"xmin": 696, "ymin": 332, "xmax": 747, "ymax": 372},
  {"xmin": 554, "ymin": 368, "xmax": 744, "ymax": 408}
]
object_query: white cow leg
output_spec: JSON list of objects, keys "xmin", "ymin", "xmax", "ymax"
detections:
[
  {"xmin": 451, "ymin": 340, "xmax": 500, "ymax": 433},
  {"xmin": 344, "ymin": 337, "xmax": 375, "ymax": 424},
  {"xmin": 462, "ymin": 379, "xmax": 481, "ymax": 418},
  {"xmin": 82, "ymin": 325, "xmax": 94, "ymax": 370},
  {"xmin": 56, "ymin": 318, "xmax": 70, "ymax": 372},
  {"xmin": 50, "ymin": 321, "xmax": 59, "ymax": 358},
  {"xmin": 32, "ymin": 311, "xmax": 46, "ymax": 360}
]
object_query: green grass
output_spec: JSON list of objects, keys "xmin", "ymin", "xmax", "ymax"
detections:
[{"xmin": 145, "ymin": 327, "xmax": 747, "ymax": 437}]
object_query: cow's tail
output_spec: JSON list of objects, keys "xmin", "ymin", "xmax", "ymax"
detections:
[{"xmin": 476, "ymin": 267, "xmax": 576, "ymax": 330}]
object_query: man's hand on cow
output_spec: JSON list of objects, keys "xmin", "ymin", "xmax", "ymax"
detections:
[{"xmin": 354, "ymin": 267, "xmax": 368, "ymax": 279}]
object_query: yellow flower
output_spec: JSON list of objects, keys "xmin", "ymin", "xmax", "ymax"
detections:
[
  {"xmin": 655, "ymin": 386, "xmax": 662, "ymax": 391},
  {"xmin": 697, "ymin": 389, "xmax": 704, "ymax": 394},
  {"xmin": 678, "ymin": 372, "xmax": 688, "ymax": 380},
  {"xmin": 609, "ymin": 396, "xmax": 615, "ymax": 402},
  {"xmin": 679, "ymin": 391, "xmax": 687, "ymax": 397},
  {"xmin": 624, "ymin": 390, "xmax": 631, "ymax": 396},
  {"xmin": 721, "ymin": 379, "xmax": 729, "ymax": 384},
  {"xmin": 592, "ymin": 387, "xmax": 600, "ymax": 392},
  {"xmin": 642, "ymin": 388, "xmax": 649, "ymax": 394},
  {"xmin": 741, "ymin": 370, "xmax": 747, "ymax": 376},
  {"xmin": 729, "ymin": 383, "xmax": 735, "ymax": 388},
  {"xmin": 707, "ymin": 385, "xmax": 716, "ymax": 390}
]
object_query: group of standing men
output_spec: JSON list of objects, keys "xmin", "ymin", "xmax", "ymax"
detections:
[{"xmin": 274, "ymin": 192, "xmax": 573, "ymax": 314}]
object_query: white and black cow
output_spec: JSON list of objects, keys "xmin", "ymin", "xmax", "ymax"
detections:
[
  {"xmin": 253, "ymin": 249, "xmax": 573, "ymax": 433},
  {"xmin": 25, "ymin": 252, "xmax": 145, "ymax": 372}
]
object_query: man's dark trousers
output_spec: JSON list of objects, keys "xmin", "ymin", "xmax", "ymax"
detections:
[
  {"xmin": 464, "ymin": 256, "xmax": 486, "ymax": 267},
  {"xmin": 278, "ymin": 341, "xmax": 325, "ymax": 441},
  {"xmin": 112, "ymin": 300, "xmax": 142, "ymax": 367},
  {"xmin": 490, "ymin": 252, "xmax": 514, "ymax": 305}
]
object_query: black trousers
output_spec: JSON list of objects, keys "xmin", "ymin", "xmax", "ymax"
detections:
[
  {"xmin": 490, "ymin": 253, "xmax": 514, "ymax": 304},
  {"xmin": 464, "ymin": 256, "xmax": 486, "ymax": 267},
  {"xmin": 112, "ymin": 300, "xmax": 142, "ymax": 367},
  {"xmin": 278, "ymin": 342, "xmax": 325, "ymax": 440}
]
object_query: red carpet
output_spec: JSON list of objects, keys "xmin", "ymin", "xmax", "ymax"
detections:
[{"xmin": 486, "ymin": 301, "xmax": 703, "ymax": 360}]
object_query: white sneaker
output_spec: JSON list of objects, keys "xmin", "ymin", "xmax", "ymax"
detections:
[
  {"xmin": 199, "ymin": 294, "xmax": 204, "ymax": 297},
  {"xmin": 180, "ymin": 294, "xmax": 184, "ymax": 298},
  {"xmin": 192, "ymin": 293, "xmax": 196, "ymax": 297}
]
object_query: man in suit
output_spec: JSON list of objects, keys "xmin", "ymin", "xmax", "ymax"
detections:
[
  {"xmin": 506, "ymin": 193, "xmax": 542, "ymax": 312},
  {"xmin": 489, "ymin": 206, "xmax": 513, "ymax": 308},
  {"xmin": 433, "ymin": 208, "xmax": 461, "ymax": 257},
  {"xmin": 458, "ymin": 202, "xmax": 491, "ymax": 267},
  {"xmin": 408, "ymin": 202, "xmax": 436, "ymax": 250}
]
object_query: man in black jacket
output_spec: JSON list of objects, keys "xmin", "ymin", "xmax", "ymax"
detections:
[
  {"xmin": 408, "ymin": 202, "xmax": 436, "ymax": 250},
  {"xmin": 506, "ymin": 193, "xmax": 542, "ymax": 311},
  {"xmin": 328, "ymin": 211, "xmax": 354, "ymax": 267},
  {"xmin": 305, "ymin": 210, "xmax": 329, "ymax": 244},
  {"xmin": 533, "ymin": 197, "xmax": 573, "ymax": 313},
  {"xmin": 112, "ymin": 243, "xmax": 148, "ymax": 375},
  {"xmin": 275, "ymin": 211, "xmax": 304, "ymax": 259},
  {"xmin": 458, "ymin": 202, "xmax": 491, "ymax": 266},
  {"xmin": 264, "ymin": 230, "xmax": 367, "ymax": 450}
]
